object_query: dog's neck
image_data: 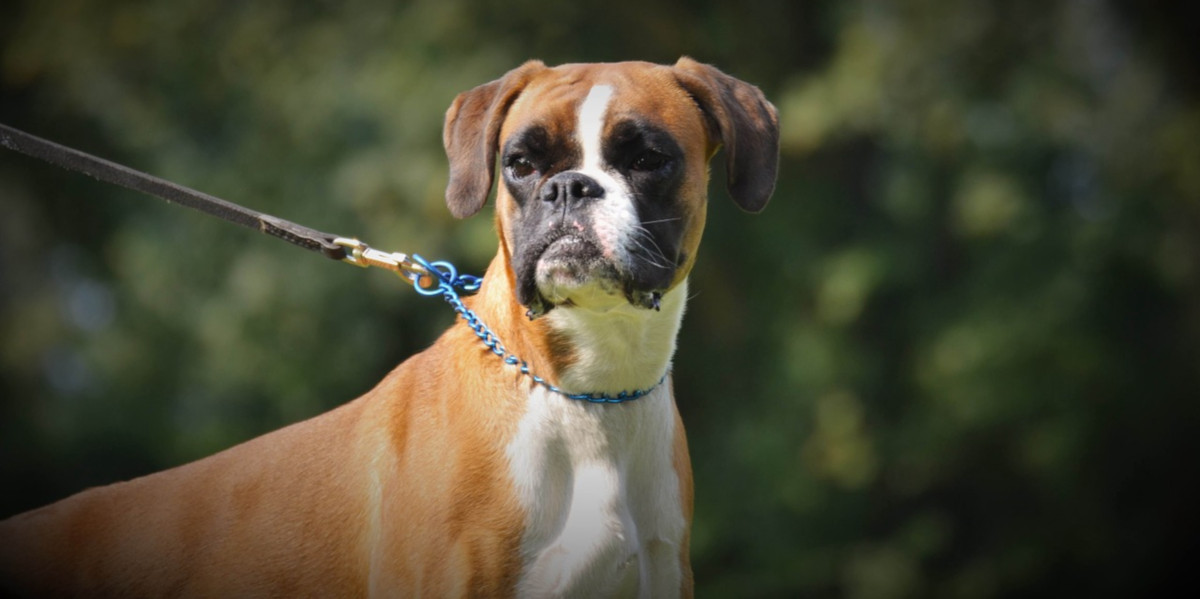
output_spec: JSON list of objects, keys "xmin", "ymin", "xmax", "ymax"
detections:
[
  {"xmin": 545, "ymin": 281, "xmax": 686, "ymax": 395},
  {"xmin": 471, "ymin": 253, "xmax": 687, "ymax": 396}
]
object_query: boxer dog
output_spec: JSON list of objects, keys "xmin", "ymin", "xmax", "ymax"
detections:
[{"xmin": 0, "ymin": 57, "xmax": 778, "ymax": 598}]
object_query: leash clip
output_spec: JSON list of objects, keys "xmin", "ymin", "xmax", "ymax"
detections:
[
  {"xmin": 334, "ymin": 239, "xmax": 481, "ymax": 295},
  {"xmin": 333, "ymin": 237, "xmax": 430, "ymax": 285}
]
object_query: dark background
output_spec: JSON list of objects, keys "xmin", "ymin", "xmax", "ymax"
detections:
[{"xmin": 2, "ymin": 0, "xmax": 1197, "ymax": 596}]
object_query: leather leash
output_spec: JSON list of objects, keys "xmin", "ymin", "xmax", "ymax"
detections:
[
  {"xmin": 1, "ymin": 123, "xmax": 349, "ymax": 261},
  {"xmin": 0, "ymin": 122, "xmax": 441, "ymax": 281}
]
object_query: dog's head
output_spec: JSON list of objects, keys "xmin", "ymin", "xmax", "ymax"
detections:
[{"xmin": 443, "ymin": 58, "xmax": 779, "ymax": 318}]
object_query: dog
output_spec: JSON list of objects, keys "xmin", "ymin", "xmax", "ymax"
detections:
[{"xmin": 0, "ymin": 57, "xmax": 778, "ymax": 598}]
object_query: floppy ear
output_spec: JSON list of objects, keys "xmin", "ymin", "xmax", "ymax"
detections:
[
  {"xmin": 672, "ymin": 57, "xmax": 780, "ymax": 213},
  {"xmin": 443, "ymin": 60, "xmax": 547, "ymax": 218}
]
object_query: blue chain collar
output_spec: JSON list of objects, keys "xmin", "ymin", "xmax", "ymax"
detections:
[
  {"xmin": 408, "ymin": 255, "xmax": 665, "ymax": 404},
  {"xmin": 405, "ymin": 255, "xmax": 667, "ymax": 405}
]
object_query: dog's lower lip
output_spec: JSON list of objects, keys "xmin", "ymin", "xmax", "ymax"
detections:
[
  {"xmin": 549, "ymin": 235, "xmax": 583, "ymax": 248},
  {"xmin": 540, "ymin": 234, "xmax": 600, "ymax": 261}
]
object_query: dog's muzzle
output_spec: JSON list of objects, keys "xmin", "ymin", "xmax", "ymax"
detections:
[{"xmin": 513, "ymin": 171, "xmax": 671, "ymax": 319}]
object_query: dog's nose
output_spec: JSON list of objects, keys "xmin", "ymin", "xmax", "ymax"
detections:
[{"xmin": 539, "ymin": 172, "xmax": 605, "ymax": 206}]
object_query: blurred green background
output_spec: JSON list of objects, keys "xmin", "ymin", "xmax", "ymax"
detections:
[{"xmin": 2, "ymin": 0, "xmax": 1197, "ymax": 596}]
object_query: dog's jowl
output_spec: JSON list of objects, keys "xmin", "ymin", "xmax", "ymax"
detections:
[{"xmin": 0, "ymin": 58, "xmax": 779, "ymax": 598}]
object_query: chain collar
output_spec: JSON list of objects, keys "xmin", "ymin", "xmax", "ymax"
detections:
[{"xmin": 408, "ymin": 254, "xmax": 666, "ymax": 404}]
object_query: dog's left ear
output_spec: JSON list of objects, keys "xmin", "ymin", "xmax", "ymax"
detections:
[
  {"xmin": 443, "ymin": 60, "xmax": 547, "ymax": 219},
  {"xmin": 672, "ymin": 57, "xmax": 780, "ymax": 213}
]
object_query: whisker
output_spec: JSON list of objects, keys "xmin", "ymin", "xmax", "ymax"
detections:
[
  {"xmin": 627, "ymin": 225, "xmax": 673, "ymax": 269},
  {"xmin": 632, "ymin": 224, "xmax": 671, "ymax": 254},
  {"xmin": 639, "ymin": 217, "xmax": 683, "ymax": 226}
]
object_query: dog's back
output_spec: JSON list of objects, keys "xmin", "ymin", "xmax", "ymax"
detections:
[
  {"xmin": 0, "ymin": 396, "xmax": 374, "ymax": 597},
  {"xmin": 0, "ymin": 323, "xmax": 530, "ymax": 598}
]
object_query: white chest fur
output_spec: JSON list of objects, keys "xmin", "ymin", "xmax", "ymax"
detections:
[{"xmin": 506, "ymin": 383, "xmax": 686, "ymax": 598}]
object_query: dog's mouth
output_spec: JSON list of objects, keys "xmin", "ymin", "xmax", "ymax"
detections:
[
  {"xmin": 541, "ymin": 234, "xmax": 603, "ymax": 268},
  {"xmin": 514, "ymin": 230, "xmax": 664, "ymax": 319}
]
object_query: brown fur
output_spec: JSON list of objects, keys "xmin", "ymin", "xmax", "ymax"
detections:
[{"xmin": 0, "ymin": 289, "xmax": 530, "ymax": 596}]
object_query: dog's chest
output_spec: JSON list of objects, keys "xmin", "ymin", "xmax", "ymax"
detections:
[{"xmin": 505, "ymin": 386, "xmax": 686, "ymax": 597}]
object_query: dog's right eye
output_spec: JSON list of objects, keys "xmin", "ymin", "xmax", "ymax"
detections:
[
  {"xmin": 630, "ymin": 149, "xmax": 670, "ymax": 172},
  {"xmin": 507, "ymin": 156, "xmax": 538, "ymax": 180}
]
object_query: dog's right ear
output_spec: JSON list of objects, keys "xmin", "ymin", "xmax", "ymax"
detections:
[
  {"xmin": 671, "ymin": 57, "xmax": 780, "ymax": 214},
  {"xmin": 443, "ymin": 60, "xmax": 547, "ymax": 219}
]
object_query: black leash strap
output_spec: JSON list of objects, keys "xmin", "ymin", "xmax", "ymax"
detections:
[{"xmin": 0, "ymin": 123, "xmax": 348, "ymax": 261}]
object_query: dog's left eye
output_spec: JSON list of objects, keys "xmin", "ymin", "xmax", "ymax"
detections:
[
  {"xmin": 507, "ymin": 156, "xmax": 538, "ymax": 179},
  {"xmin": 630, "ymin": 150, "xmax": 669, "ymax": 172}
]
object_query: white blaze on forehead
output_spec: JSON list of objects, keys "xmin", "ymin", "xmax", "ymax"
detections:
[
  {"xmin": 570, "ymin": 84, "xmax": 637, "ymax": 268},
  {"xmin": 577, "ymin": 84, "xmax": 614, "ymax": 170}
]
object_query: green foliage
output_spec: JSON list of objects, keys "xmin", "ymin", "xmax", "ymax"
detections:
[{"xmin": 1, "ymin": 0, "xmax": 1196, "ymax": 595}]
